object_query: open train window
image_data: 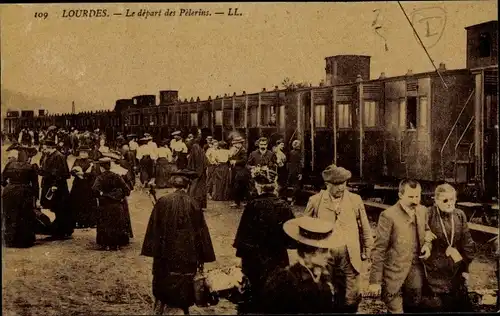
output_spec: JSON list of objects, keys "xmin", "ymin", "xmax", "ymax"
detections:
[
  {"xmin": 479, "ymin": 32, "xmax": 491, "ymax": 58},
  {"xmin": 406, "ymin": 96, "xmax": 417, "ymax": 130}
]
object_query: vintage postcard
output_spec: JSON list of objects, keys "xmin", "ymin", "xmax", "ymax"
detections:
[{"xmin": 1, "ymin": 2, "xmax": 498, "ymax": 315}]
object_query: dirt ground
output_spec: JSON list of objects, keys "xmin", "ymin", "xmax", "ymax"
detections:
[{"xmin": 2, "ymin": 146, "xmax": 498, "ymax": 315}]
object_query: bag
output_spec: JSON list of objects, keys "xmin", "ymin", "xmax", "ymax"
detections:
[{"xmin": 193, "ymin": 271, "xmax": 219, "ymax": 307}]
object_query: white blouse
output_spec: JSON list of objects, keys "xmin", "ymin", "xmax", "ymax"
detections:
[
  {"xmin": 170, "ymin": 139, "xmax": 188, "ymax": 154},
  {"xmin": 157, "ymin": 147, "xmax": 173, "ymax": 162},
  {"xmin": 214, "ymin": 149, "xmax": 230, "ymax": 163}
]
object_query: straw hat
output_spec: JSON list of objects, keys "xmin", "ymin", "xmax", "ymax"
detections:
[
  {"xmin": 283, "ymin": 217, "xmax": 337, "ymax": 249},
  {"xmin": 232, "ymin": 136, "xmax": 244, "ymax": 144}
]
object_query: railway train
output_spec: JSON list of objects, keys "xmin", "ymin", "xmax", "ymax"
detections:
[{"xmin": 4, "ymin": 20, "xmax": 498, "ymax": 209}]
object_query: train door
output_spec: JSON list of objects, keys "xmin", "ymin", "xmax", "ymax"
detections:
[{"xmin": 483, "ymin": 69, "xmax": 498, "ymax": 201}]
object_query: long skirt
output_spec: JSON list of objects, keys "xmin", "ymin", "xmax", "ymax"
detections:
[
  {"xmin": 1, "ymin": 184, "xmax": 37, "ymax": 248},
  {"xmin": 96, "ymin": 199, "xmax": 130, "ymax": 248},
  {"xmin": 70, "ymin": 178, "xmax": 98, "ymax": 228},
  {"xmin": 155, "ymin": 158, "xmax": 176, "ymax": 188},
  {"xmin": 139, "ymin": 156, "xmax": 154, "ymax": 185},
  {"xmin": 206, "ymin": 165, "xmax": 217, "ymax": 195},
  {"xmin": 152, "ymin": 258, "xmax": 197, "ymax": 310},
  {"xmin": 212, "ymin": 164, "xmax": 232, "ymax": 201}
]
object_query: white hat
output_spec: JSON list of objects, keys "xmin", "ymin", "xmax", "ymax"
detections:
[
  {"xmin": 283, "ymin": 217, "xmax": 338, "ymax": 249},
  {"xmin": 172, "ymin": 131, "xmax": 181, "ymax": 136}
]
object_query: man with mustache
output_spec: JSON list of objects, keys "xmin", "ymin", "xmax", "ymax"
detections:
[{"xmin": 368, "ymin": 179, "xmax": 435, "ymax": 313}]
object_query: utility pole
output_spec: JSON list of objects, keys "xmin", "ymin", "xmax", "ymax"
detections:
[{"xmin": 72, "ymin": 101, "xmax": 75, "ymax": 114}]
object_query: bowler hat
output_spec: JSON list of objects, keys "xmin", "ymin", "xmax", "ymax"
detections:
[
  {"xmin": 232, "ymin": 136, "xmax": 244, "ymax": 144},
  {"xmin": 283, "ymin": 217, "xmax": 338, "ymax": 249},
  {"xmin": 321, "ymin": 164, "xmax": 352, "ymax": 184}
]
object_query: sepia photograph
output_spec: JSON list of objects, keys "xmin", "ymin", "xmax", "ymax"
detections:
[{"xmin": 1, "ymin": 1, "xmax": 498, "ymax": 314}]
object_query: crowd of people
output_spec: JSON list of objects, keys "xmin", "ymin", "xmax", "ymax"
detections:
[{"xmin": 1, "ymin": 126, "xmax": 484, "ymax": 314}]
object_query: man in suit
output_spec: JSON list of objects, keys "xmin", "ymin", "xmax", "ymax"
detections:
[
  {"xmin": 367, "ymin": 179, "xmax": 435, "ymax": 313},
  {"xmin": 304, "ymin": 164, "xmax": 373, "ymax": 313}
]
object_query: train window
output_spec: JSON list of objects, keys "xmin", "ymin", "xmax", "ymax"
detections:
[
  {"xmin": 418, "ymin": 96, "xmax": 428, "ymax": 128},
  {"xmin": 337, "ymin": 103, "xmax": 352, "ymax": 128},
  {"xmin": 250, "ymin": 107, "xmax": 258, "ymax": 127},
  {"xmin": 223, "ymin": 110, "xmax": 232, "ymax": 126},
  {"xmin": 277, "ymin": 105, "xmax": 285, "ymax": 129},
  {"xmin": 234, "ymin": 108, "xmax": 242, "ymax": 127},
  {"xmin": 202, "ymin": 112, "xmax": 210, "ymax": 127},
  {"xmin": 190, "ymin": 113, "xmax": 198, "ymax": 126},
  {"xmin": 363, "ymin": 101, "xmax": 378, "ymax": 127},
  {"xmin": 479, "ymin": 32, "xmax": 491, "ymax": 58},
  {"xmin": 215, "ymin": 110, "xmax": 222, "ymax": 125},
  {"xmin": 406, "ymin": 96, "xmax": 417, "ymax": 130},
  {"xmin": 399, "ymin": 98, "xmax": 406, "ymax": 128},
  {"xmin": 315, "ymin": 105, "xmax": 327, "ymax": 128}
]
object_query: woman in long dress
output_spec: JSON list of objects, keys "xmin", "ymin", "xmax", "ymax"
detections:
[
  {"xmin": 69, "ymin": 145, "xmax": 99, "ymax": 228},
  {"xmin": 1, "ymin": 146, "xmax": 40, "ymax": 248},
  {"xmin": 212, "ymin": 141, "xmax": 232, "ymax": 201},
  {"xmin": 155, "ymin": 140, "xmax": 175, "ymax": 188},
  {"xmin": 92, "ymin": 155, "xmax": 132, "ymax": 250}
]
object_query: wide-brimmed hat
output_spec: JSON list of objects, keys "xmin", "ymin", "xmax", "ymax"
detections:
[
  {"xmin": 283, "ymin": 217, "xmax": 337, "ymax": 249},
  {"xmin": 18, "ymin": 146, "xmax": 38, "ymax": 158},
  {"xmin": 6, "ymin": 142, "xmax": 20, "ymax": 151},
  {"xmin": 322, "ymin": 164, "xmax": 352, "ymax": 184},
  {"xmin": 171, "ymin": 169, "xmax": 199, "ymax": 179},
  {"xmin": 172, "ymin": 131, "xmax": 181, "ymax": 136},
  {"xmin": 126, "ymin": 133, "xmax": 137, "ymax": 138},
  {"xmin": 42, "ymin": 139, "xmax": 57, "ymax": 148},
  {"xmin": 232, "ymin": 136, "xmax": 244, "ymax": 144},
  {"xmin": 101, "ymin": 151, "xmax": 122, "ymax": 160},
  {"xmin": 77, "ymin": 145, "xmax": 91, "ymax": 152}
]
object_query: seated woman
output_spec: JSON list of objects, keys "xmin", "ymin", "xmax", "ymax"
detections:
[
  {"xmin": 257, "ymin": 216, "xmax": 336, "ymax": 314},
  {"xmin": 233, "ymin": 168, "xmax": 296, "ymax": 314},
  {"xmin": 422, "ymin": 183, "xmax": 476, "ymax": 312}
]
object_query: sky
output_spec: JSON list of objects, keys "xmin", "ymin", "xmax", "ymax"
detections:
[{"xmin": 1, "ymin": 1, "xmax": 497, "ymax": 113}]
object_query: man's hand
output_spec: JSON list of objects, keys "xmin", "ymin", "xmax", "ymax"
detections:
[
  {"xmin": 419, "ymin": 244, "xmax": 431, "ymax": 260},
  {"xmin": 365, "ymin": 284, "xmax": 382, "ymax": 297}
]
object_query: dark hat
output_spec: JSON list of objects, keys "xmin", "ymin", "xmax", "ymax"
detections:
[
  {"xmin": 252, "ymin": 167, "xmax": 278, "ymax": 185},
  {"xmin": 43, "ymin": 139, "xmax": 57, "ymax": 147},
  {"xmin": 101, "ymin": 151, "xmax": 122, "ymax": 160},
  {"xmin": 160, "ymin": 139, "xmax": 169, "ymax": 146},
  {"xmin": 258, "ymin": 137, "xmax": 269, "ymax": 143},
  {"xmin": 171, "ymin": 169, "xmax": 199, "ymax": 179},
  {"xmin": 99, "ymin": 157, "xmax": 112, "ymax": 163},
  {"xmin": 283, "ymin": 217, "xmax": 338, "ymax": 249},
  {"xmin": 6, "ymin": 142, "xmax": 20, "ymax": 151},
  {"xmin": 18, "ymin": 146, "xmax": 38, "ymax": 158},
  {"xmin": 78, "ymin": 145, "xmax": 91, "ymax": 152},
  {"xmin": 321, "ymin": 164, "xmax": 352, "ymax": 184},
  {"xmin": 232, "ymin": 136, "xmax": 244, "ymax": 144}
]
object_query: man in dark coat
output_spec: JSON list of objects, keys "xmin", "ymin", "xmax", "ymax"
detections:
[
  {"xmin": 233, "ymin": 168, "xmax": 296, "ymax": 314},
  {"xmin": 229, "ymin": 136, "xmax": 249, "ymax": 208},
  {"xmin": 186, "ymin": 136, "xmax": 208, "ymax": 210},
  {"xmin": 286, "ymin": 140, "xmax": 304, "ymax": 205},
  {"xmin": 39, "ymin": 139, "xmax": 73, "ymax": 239},
  {"xmin": 141, "ymin": 170, "xmax": 216, "ymax": 315},
  {"xmin": 246, "ymin": 137, "xmax": 277, "ymax": 171}
]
